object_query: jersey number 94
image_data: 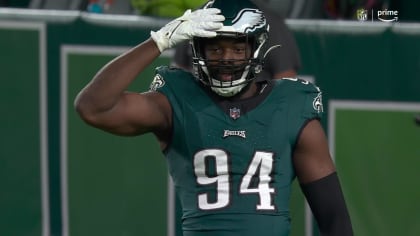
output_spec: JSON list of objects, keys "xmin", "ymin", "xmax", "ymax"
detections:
[{"xmin": 194, "ymin": 149, "xmax": 276, "ymax": 211}]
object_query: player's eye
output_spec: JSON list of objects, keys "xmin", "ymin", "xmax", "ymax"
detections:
[
  {"xmin": 234, "ymin": 47, "xmax": 246, "ymax": 54},
  {"xmin": 207, "ymin": 46, "xmax": 222, "ymax": 54}
]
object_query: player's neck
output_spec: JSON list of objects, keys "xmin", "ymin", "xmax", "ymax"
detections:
[{"xmin": 230, "ymin": 81, "xmax": 264, "ymax": 101}]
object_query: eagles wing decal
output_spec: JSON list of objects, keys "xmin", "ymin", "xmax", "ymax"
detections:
[{"xmin": 232, "ymin": 9, "xmax": 266, "ymax": 33}]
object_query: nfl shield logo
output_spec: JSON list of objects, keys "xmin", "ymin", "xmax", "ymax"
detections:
[
  {"xmin": 356, "ymin": 9, "xmax": 368, "ymax": 21},
  {"xmin": 229, "ymin": 107, "xmax": 241, "ymax": 120}
]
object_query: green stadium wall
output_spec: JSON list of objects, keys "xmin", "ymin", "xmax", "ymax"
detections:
[{"xmin": 0, "ymin": 10, "xmax": 419, "ymax": 236}]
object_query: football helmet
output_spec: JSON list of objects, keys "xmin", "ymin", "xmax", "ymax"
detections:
[{"xmin": 191, "ymin": 0, "xmax": 269, "ymax": 97}]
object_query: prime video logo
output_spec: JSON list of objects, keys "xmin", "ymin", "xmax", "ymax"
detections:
[
  {"xmin": 378, "ymin": 9, "xmax": 399, "ymax": 22},
  {"xmin": 356, "ymin": 9, "xmax": 399, "ymax": 22}
]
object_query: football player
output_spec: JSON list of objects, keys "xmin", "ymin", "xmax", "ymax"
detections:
[{"xmin": 75, "ymin": 0, "xmax": 353, "ymax": 235}]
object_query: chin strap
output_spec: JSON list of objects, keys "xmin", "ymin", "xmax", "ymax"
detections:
[{"xmin": 211, "ymin": 83, "xmax": 248, "ymax": 97}]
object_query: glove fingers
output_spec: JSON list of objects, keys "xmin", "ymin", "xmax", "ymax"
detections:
[
  {"xmin": 151, "ymin": 8, "xmax": 226, "ymax": 52},
  {"xmin": 191, "ymin": 8, "xmax": 225, "ymax": 22},
  {"xmin": 200, "ymin": 22, "xmax": 224, "ymax": 31},
  {"xmin": 194, "ymin": 29, "xmax": 218, "ymax": 38},
  {"xmin": 196, "ymin": 8, "xmax": 221, "ymax": 15},
  {"xmin": 202, "ymin": 14, "xmax": 225, "ymax": 22}
]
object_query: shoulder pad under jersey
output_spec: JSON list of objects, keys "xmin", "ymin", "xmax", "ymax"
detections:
[{"xmin": 276, "ymin": 77, "xmax": 324, "ymax": 118}]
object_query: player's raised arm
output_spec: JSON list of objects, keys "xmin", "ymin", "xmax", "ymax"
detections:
[
  {"xmin": 74, "ymin": 39, "xmax": 160, "ymax": 135},
  {"xmin": 74, "ymin": 8, "xmax": 224, "ymax": 137}
]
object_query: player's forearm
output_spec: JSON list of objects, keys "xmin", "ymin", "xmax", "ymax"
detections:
[
  {"xmin": 301, "ymin": 172, "xmax": 354, "ymax": 236},
  {"xmin": 74, "ymin": 39, "xmax": 160, "ymax": 117}
]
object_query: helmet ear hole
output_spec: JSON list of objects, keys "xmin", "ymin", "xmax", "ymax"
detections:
[{"xmin": 254, "ymin": 64, "xmax": 263, "ymax": 74}]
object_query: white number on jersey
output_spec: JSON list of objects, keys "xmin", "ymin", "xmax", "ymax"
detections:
[
  {"xmin": 194, "ymin": 149, "xmax": 230, "ymax": 210},
  {"xmin": 240, "ymin": 151, "xmax": 275, "ymax": 210},
  {"xmin": 193, "ymin": 149, "xmax": 275, "ymax": 211}
]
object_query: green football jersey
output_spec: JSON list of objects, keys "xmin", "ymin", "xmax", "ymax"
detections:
[{"xmin": 150, "ymin": 66, "xmax": 323, "ymax": 236}]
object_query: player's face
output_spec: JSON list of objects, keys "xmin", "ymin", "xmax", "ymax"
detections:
[
  {"xmin": 204, "ymin": 37, "xmax": 251, "ymax": 61},
  {"xmin": 203, "ymin": 37, "xmax": 251, "ymax": 82}
]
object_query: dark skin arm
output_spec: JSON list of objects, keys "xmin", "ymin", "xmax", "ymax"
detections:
[
  {"xmin": 294, "ymin": 119, "xmax": 353, "ymax": 235},
  {"xmin": 293, "ymin": 119, "xmax": 336, "ymax": 183},
  {"xmin": 74, "ymin": 38, "xmax": 172, "ymax": 149}
]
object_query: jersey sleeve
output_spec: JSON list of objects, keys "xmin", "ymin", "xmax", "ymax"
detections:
[
  {"xmin": 148, "ymin": 66, "xmax": 203, "ymax": 145},
  {"xmin": 277, "ymin": 78, "xmax": 324, "ymax": 146},
  {"xmin": 148, "ymin": 65, "xmax": 193, "ymax": 102},
  {"xmin": 281, "ymin": 78, "xmax": 323, "ymax": 120},
  {"xmin": 149, "ymin": 66, "xmax": 173, "ymax": 94},
  {"xmin": 149, "ymin": 65, "xmax": 202, "ymax": 101},
  {"xmin": 300, "ymin": 81, "xmax": 323, "ymax": 120},
  {"xmin": 148, "ymin": 66, "xmax": 184, "ymax": 126}
]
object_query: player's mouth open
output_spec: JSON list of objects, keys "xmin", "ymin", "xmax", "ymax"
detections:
[{"xmin": 220, "ymin": 73, "xmax": 233, "ymax": 81}]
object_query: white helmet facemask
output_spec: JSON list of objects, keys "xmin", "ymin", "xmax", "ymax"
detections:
[{"xmin": 199, "ymin": 59, "xmax": 251, "ymax": 97}]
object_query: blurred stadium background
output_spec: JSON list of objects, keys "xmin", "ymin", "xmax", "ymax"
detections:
[{"xmin": 1, "ymin": 0, "xmax": 419, "ymax": 236}]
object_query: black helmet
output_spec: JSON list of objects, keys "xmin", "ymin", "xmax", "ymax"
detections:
[{"xmin": 191, "ymin": 0, "xmax": 269, "ymax": 97}]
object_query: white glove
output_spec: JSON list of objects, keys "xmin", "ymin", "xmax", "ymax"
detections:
[{"xmin": 150, "ymin": 8, "xmax": 225, "ymax": 52}]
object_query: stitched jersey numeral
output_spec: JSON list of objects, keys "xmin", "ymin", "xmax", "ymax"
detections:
[
  {"xmin": 239, "ymin": 151, "xmax": 275, "ymax": 210},
  {"xmin": 193, "ymin": 149, "xmax": 275, "ymax": 210}
]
